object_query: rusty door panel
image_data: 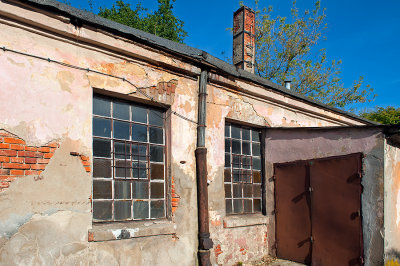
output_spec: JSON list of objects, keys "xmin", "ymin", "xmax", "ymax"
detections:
[
  {"xmin": 310, "ymin": 153, "xmax": 363, "ymax": 266},
  {"xmin": 275, "ymin": 162, "xmax": 311, "ymax": 264}
]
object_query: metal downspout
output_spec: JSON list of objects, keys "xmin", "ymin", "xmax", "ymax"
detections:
[{"xmin": 196, "ymin": 70, "xmax": 213, "ymax": 266}]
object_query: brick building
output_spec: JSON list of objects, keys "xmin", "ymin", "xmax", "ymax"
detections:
[{"xmin": 0, "ymin": 0, "xmax": 399, "ymax": 265}]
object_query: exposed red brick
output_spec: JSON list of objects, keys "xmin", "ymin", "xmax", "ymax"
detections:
[
  {"xmin": 25, "ymin": 146, "xmax": 38, "ymax": 151},
  {"xmin": 38, "ymin": 147, "xmax": 50, "ymax": 153},
  {"xmin": 0, "ymin": 176, "xmax": 15, "ymax": 182},
  {"xmin": 214, "ymin": 244, "xmax": 223, "ymax": 257},
  {"xmin": 81, "ymin": 160, "xmax": 91, "ymax": 166},
  {"xmin": 0, "ymin": 150, "xmax": 17, "ymax": 157},
  {"xmin": 0, "ymin": 169, "xmax": 10, "ymax": 175},
  {"xmin": 30, "ymin": 164, "xmax": 46, "ymax": 170},
  {"xmin": 88, "ymin": 232, "xmax": 95, "ymax": 242},
  {"xmin": 3, "ymin": 163, "xmax": 29, "ymax": 169},
  {"xmin": 18, "ymin": 151, "xmax": 43, "ymax": 158},
  {"xmin": 25, "ymin": 158, "xmax": 37, "ymax": 164},
  {"xmin": 10, "ymin": 144, "xmax": 24, "ymax": 150},
  {"xmin": 0, "ymin": 143, "xmax": 10, "ymax": 149},
  {"xmin": 37, "ymin": 159, "xmax": 49, "ymax": 164},
  {"xmin": 84, "ymin": 166, "xmax": 91, "ymax": 172},
  {"xmin": 43, "ymin": 153, "xmax": 54, "ymax": 159},
  {"xmin": 80, "ymin": 155, "xmax": 89, "ymax": 161},
  {"xmin": 25, "ymin": 170, "xmax": 40, "ymax": 175},
  {"xmin": 0, "ymin": 157, "xmax": 10, "ymax": 163},
  {"xmin": 10, "ymin": 170, "xmax": 24, "ymax": 175},
  {"xmin": 4, "ymin": 137, "xmax": 25, "ymax": 144},
  {"xmin": 0, "ymin": 182, "xmax": 10, "ymax": 188},
  {"xmin": 10, "ymin": 157, "xmax": 24, "ymax": 163},
  {"xmin": 48, "ymin": 143, "xmax": 58, "ymax": 148}
]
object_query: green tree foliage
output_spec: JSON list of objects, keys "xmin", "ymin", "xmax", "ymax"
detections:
[
  {"xmin": 98, "ymin": 0, "xmax": 187, "ymax": 43},
  {"xmin": 360, "ymin": 106, "xmax": 400, "ymax": 125},
  {"xmin": 253, "ymin": 0, "xmax": 375, "ymax": 108}
]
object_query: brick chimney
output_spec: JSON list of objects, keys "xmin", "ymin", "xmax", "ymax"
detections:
[{"xmin": 233, "ymin": 6, "xmax": 256, "ymax": 73}]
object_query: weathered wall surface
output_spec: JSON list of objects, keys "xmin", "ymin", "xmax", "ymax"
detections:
[
  {"xmin": 0, "ymin": 1, "xmax": 371, "ymax": 265},
  {"xmin": 264, "ymin": 128, "xmax": 385, "ymax": 265},
  {"xmin": 0, "ymin": 5, "xmax": 200, "ymax": 265},
  {"xmin": 205, "ymin": 85, "xmax": 360, "ymax": 265},
  {"xmin": 384, "ymin": 141, "xmax": 400, "ymax": 262}
]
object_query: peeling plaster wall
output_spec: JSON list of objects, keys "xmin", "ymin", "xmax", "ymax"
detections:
[
  {"xmin": 0, "ymin": 12, "xmax": 199, "ymax": 265},
  {"xmin": 0, "ymin": 1, "xmax": 372, "ymax": 265},
  {"xmin": 205, "ymin": 84, "xmax": 361, "ymax": 265},
  {"xmin": 264, "ymin": 128, "xmax": 385, "ymax": 266},
  {"xmin": 384, "ymin": 141, "xmax": 400, "ymax": 262}
]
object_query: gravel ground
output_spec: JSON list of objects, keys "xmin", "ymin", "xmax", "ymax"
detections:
[{"xmin": 242, "ymin": 256, "xmax": 305, "ymax": 266}]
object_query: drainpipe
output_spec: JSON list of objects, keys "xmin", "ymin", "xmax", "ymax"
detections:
[{"xmin": 196, "ymin": 70, "xmax": 213, "ymax": 266}]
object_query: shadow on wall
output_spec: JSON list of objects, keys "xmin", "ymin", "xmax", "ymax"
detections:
[{"xmin": 386, "ymin": 249, "xmax": 400, "ymax": 266}]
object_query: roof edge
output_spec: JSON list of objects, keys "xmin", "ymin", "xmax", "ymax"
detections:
[{"xmin": 14, "ymin": 0, "xmax": 379, "ymax": 125}]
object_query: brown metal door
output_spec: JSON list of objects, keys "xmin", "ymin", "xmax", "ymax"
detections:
[
  {"xmin": 310, "ymin": 153, "xmax": 363, "ymax": 266},
  {"xmin": 274, "ymin": 153, "xmax": 363, "ymax": 266},
  {"xmin": 275, "ymin": 162, "xmax": 312, "ymax": 264}
]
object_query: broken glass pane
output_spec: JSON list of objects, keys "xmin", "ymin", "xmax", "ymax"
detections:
[
  {"xmin": 93, "ymin": 117, "xmax": 111, "ymax": 137},
  {"xmin": 93, "ymin": 96, "xmax": 110, "ymax": 117},
  {"xmin": 113, "ymin": 101, "xmax": 130, "ymax": 120},
  {"xmin": 133, "ymin": 201, "xmax": 149, "ymax": 219},
  {"xmin": 113, "ymin": 121, "xmax": 130, "ymax": 140},
  {"xmin": 114, "ymin": 201, "xmax": 131, "ymax": 220},
  {"xmin": 93, "ymin": 201, "xmax": 112, "ymax": 221},
  {"xmin": 150, "ymin": 200, "xmax": 165, "ymax": 218},
  {"xmin": 253, "ymin": 171, "xmax": 262, "ymax": 183}
]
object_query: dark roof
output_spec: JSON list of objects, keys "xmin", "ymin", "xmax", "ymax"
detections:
[{"xmin": 18, "ymin": 0, "xmax": 378, "ymax": 125}]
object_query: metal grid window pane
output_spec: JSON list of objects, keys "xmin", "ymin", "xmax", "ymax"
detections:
[
  {"xmin": 92, "ymin": 94, "xmax": 166, "ymax": 222},
  {"xmin": 224, "ymin": 123, "xmax": 262, "ymax": 214}
]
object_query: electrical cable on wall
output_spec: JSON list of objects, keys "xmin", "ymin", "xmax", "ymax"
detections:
[{"xmin": 0, "ymin": 46, "xmax": 198, "ymax": 125}]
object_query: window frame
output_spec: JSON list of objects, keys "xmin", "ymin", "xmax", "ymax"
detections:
[
  {"xmin": 224, "ymin": 122, "xmax": 264, "ymax": 215},
  {"xmin": 92, "ymin": 93, "xmax": 171, "ymax": 223}
]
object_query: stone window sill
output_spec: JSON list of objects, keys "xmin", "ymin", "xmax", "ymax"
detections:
[
  {"xmin": 88, "ymin": 219, "xmax": 176, "ymax": 242},
  {"xmin": 223, "ymin": 213, "xmax": 268, "ymax": 228}
]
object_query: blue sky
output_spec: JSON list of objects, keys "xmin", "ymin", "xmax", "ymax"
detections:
[{"xmin": 69, "ymin": 0, "xmax": 399, "ymax": 112}]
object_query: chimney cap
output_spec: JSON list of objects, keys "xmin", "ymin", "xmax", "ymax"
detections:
[{"xmin": 233, "ymin": 5, "xmax": 255, "ymax": 16}]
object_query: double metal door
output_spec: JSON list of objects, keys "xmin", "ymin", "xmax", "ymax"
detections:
[{"xmin": 274, "ymin": 153, "xmax": 363, "ymax": 265}]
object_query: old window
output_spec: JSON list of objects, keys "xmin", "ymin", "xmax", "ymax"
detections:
[
  {"xmin": 224, "ymin": 123, "xmax": 262, "ymax": 214},
  {"xmin": 92, "ymin": 94, "xmax": 166, "ymax": 222}
]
